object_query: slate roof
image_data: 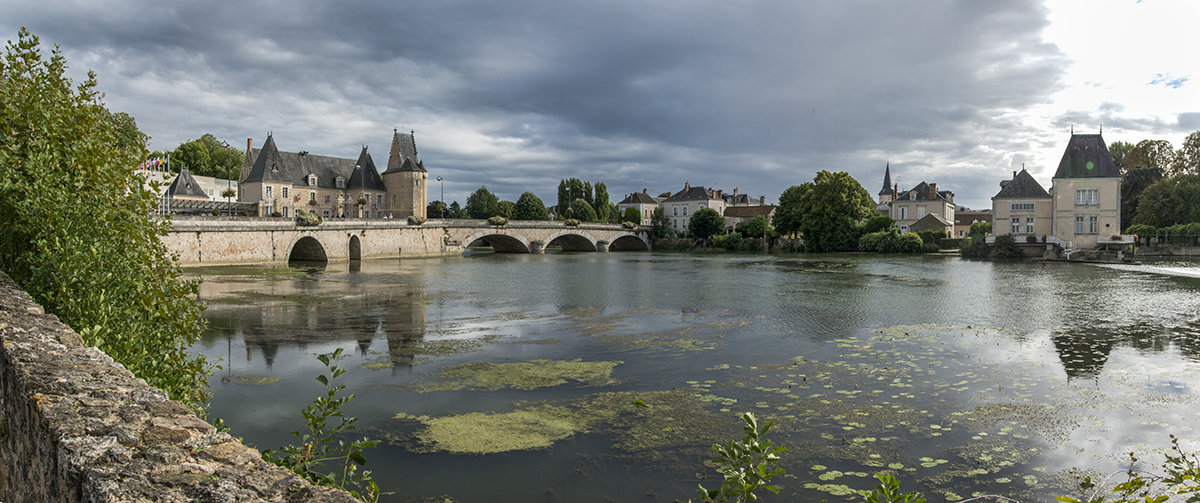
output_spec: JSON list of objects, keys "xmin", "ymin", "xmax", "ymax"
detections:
[
  {"xmin": 879, "ymin": 163, "xmax": 893, "ymax": 195},
  {"xmin": 662, "ymin": 185, "xmax": 719, "ymax": 202},
  {"xmin": 723, "ymin": 205, "xmax": 776, "ymax": 218},
  {"xmin": 242, "ymin": 134, "xmax": 386, "ymax": 191},
  {"xmin": 896, "ymin": 181, "xmax": 953, "ymax": 202},
  {"xmin": 383, "ymin": 129, "xmax": 426, "ymax": 174},
  {"xmin": 347, "ymin": 146, "xmax": 386, "ymax": 191},
  {"xmin": 910, "ymin": 212, "xmax": 952, "ymax": 231},
  {"xmin": 1053, "ymin": 134, "xmax": 1120, "ymax": 179},
  {"xmin": 993, "ymin": 169, "xmax": 1051, "ymax": 199},
  {"xmin": 618, "ymin": 192, "xmax": 659, "ymax": 205},
  {"xmin": 954, "ymin": 211, "xmax": 992, "ymax": 226},
  {"xmin": 167, "ymin": 169, "xmax": 208, "ymax": 198}
]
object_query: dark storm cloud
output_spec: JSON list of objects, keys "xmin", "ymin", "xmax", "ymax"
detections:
[{"xmin": 7, "ymin": 0, "xmax": 1067, "ymax": 208}]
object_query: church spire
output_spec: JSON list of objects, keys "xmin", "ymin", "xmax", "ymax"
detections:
[{"xmin": 879, "ymin": 162, "xmax": 893, "ymax": 196}]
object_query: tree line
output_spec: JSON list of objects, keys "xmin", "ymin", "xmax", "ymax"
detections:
[
  {"xmin": 1111, "ymin": 131, "xmax": 1200, "ymax": 232},
  {"xmin": 429, "ymin": 178, "xmax": 626, "ymax": 222}
]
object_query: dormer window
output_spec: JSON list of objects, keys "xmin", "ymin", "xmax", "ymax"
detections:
[
  {"xmin": 308, "ymin": 174, "xmax": 318, "ymax": 186},
  {"xmin": 909, "ymin": 193, "xmax": 916, "ymax": 201},
  {"xmin": 336, "ymin": 176, "xmax": 345, "ymax": 189}
]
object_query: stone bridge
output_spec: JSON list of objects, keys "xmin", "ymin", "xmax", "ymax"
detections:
[{"xmin": 162, "ymin": 216, "xmax": 651, "ymax": 265}]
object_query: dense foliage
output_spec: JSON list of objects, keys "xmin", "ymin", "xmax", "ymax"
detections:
[
  {"xmin": 735, "ymin": 215, "xmax": 775, "ymax": 239},
  {"xmin": 650, "ymin": 207, "xmax": 670, "ymax": 239},
  {"xmin": 567, "ymin": 197, "xmax": 598, "ymax": 222},
  {"xmin": 426, "ymin": 200, "xmax": 447, "ymax": 218},
  {"xmin": 688, "ymin": 208, "xmax": 725, "ymax": 240},
  {"xmin": 990, "ymin": 234, "xmax": 1022, "ymax": 258},
  {"xmin": 858, "ymin": 231, "xmax": 923, "ymax": 253},
  {"xmin": 295, "ymin": 209, "xmax": 322, "ymax": 226},
  {"xmin": 968, "ymin": 221, "xmax": 992, "ymax": 236},
  {"xmin": 495, "ymin": 200, "xmax": 515, "ymax": 219},
  {"xmin": 0, "ymin": 29, "xmax": 209, "ymax": 404},
  {"xmin": 792, "ymin": 171, "xmax": 876, "ymax": 252},
  {"xmin": 1133, "ymin": 174, "xmax": 1200, "ymax": 228},
  {"xmin": 513, "ymin": 191, "xmax": 549, "ymax": 220},
  {"xmin": 164, "ymin": 133, "xmax": 243, "ymax": 179},
  {"xmin": 861, "ymin": 214, "xmax": 897, "ymax": 234},
  {"xmin": 773, "ymin": 184, "xmax": 810, "ymax": 237},
  {"xmin": 621, "ymin": 207, "xmax": 641, "ymax": 224},
  {"xmin": 1120, "ymin": 167, "xmax": 1164, "ymax": 230},
  {"xmin": 556, "ymin": 178, "xmax": 609, "ymax": 221},
  {"xmin": 465, "ymin": 186, "xmax": 499, "ymax": 219}
]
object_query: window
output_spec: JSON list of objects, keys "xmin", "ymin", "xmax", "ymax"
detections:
[
  {"xmin": 672, "ymin": 218, "xmax": 678, "ymax": 228},
  {"xmin": 673, "ymin": 206, "xmax": 678, "ymax": 216},
  {"xmin": 1088, "ymin": 216, "xmax": 1098, "ymax": 233},
  {"xmin": 909, "ymin": 192, "xmax": 916, "ymax": 201},
  {"xmin": 377, "ymin": 195, "xmax": 383, "ymax": 205},
  {"xmin": 309, "ymin": 175, "xmax": 318, "ymax": 186},
  {"xmin": 282, "ymin": 187, "xmax": 288, "ymax": 199},
  {"xmin": 1011, "ymin": 217, "xmax": 1021, "ymax": 234},
  {"xmin": 266, "ymin": 186, "xmax": 273, "ymax": 198},
  {"xmin": 1025, "ymin": 216, "xmax": 1035, "ymax": 234},
  {"xmin": 1011, "ymin": 202, "xmax": 1035, "ymax": 212},
  {"xmin": 682, "ymin": 206, "xmax": 688, "ymax": 216},
  {"xmin": 322, "ymin": 210, "xmax": 330, "ymax": 218},
  {"xmin": 336, "ymin": 177, "xmax": 345, "ymax": 189},
  {"xmin": 1075, "ymin": 188, "xmax": 1099, "ymax": 206},
  {"xmin": 282, "ymin": 207, "xmax": 289, "ymax": 218},
  {"xmin": 898, "ymin": 207, "xmax": 907, "ymax": 220},
  {"xmin": 1074, "ymin": 215, "xmax": 1084, "ymax": 234},
  {"xmin": 917, "ymin": 207, "xmax": 925, "ymax": 219},
  {"xmin": 309, "ymin": 192, "xmax": 316, "ymax": 201}
]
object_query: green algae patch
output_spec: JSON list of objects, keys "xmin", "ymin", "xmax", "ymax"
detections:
[
  {"xmin": 220, "ymin": 374, "xmax": 280, "ymax": 385},
  {"xmin": 391, "ymin": 389, "xmax": 732, "ymax": 457},
  {"xmin": 403, "ymin": 359, "xmax": 622, "ymax": 392},
  {"xmin": 395, "ymin": 407, "xmax": 578, "ymax": 454}
]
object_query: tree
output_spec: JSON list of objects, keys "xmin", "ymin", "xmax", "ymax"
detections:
[
  {"xmin": 465, "ymin": 186, "xmax": 499, "ymax": 219},
  {"xmin": 795, "ymin": 171, "xmax": 876, "ymax": 252},
  {"xmin": 107, "ymin": 110, "xmax": 149, "ymax": 153},
  {"xmin": 774, "ymin": 184, "xmax": 811, "ymax": 237},
  {"xmin": 862, "ymin": 214, "xmax": 897, "ymax": 234},
  {"xmin": 593, "ymin": 182, "xmax": 610, "ymax": 222},
  {"xmin": 688, "ymin": 208, "xmax": 725, "ymax": 240},
  {"xmin": 650, "ymin": 206, "xmax": 670, "ymax": 239},
  {"xmin": 556, "ymin": 178, "xmax": 588, "ymax": 218},
  {"xmin": 514, "ymin": 192, "xmax": 548, "ymax": 220},
  {"xmin": 496, "ymin": 200, "xmax": 515, "ymax": 219},
  {"xmin": 0, "ymin": 29, "xmax": 209, "ymax": 405},
  {"xmin": 736, "ymin": 215, "xmax": 775, "ymax": 239},
  {"xmin": 969, "ymin": 221, "xmax": 992, "ymax": 236},
  {"xmin": 426, "ymin": 200, "xmax": 447, "ymax": 218},
  {"xmin": 1133, "ymin": 174, "xmax": 1200, "ymax": 228},
  {"xmin": 1109, "ymin": 140, "xmax": 1135, "ymax": 173},
  {"xmin": 171, "ymin": 133, "xmax": 243, "ymax": 179},
  {"xmin": 1123, "ymin": 139, "xmax": 1176, "ymax": 174},
  {"xmin": 621, "ymin": 207, "xmax": 641, "ymax": 224},
  {"xmin": 567, "ymin": 198, "xmax": 597, "ymax": 222},
  {"xmin": 448, "ymin": 201, "xmax": 464, "ymax": 218},
  {"xmin": 1120, "ymin": 167, "xmax": 1164, "ymax": 230},
  {"xmin": 1172, "ymin": 130, "xmax": 1200, "ymax": 177}
]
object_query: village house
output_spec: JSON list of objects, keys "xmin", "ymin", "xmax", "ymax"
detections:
[
  {"xmin": 239, "ymin": 129, "xmax": 428, "ymax": 220},
  {"xmin": 991, "ymin": 168, "xmax": 1052, "ymax": 238},
  {"xmin": 723, "ymin": 205, "xmax": 776, "ymax": 234},
  {"xmin": 988, "ymin": 132, "xmax": 1123, "ymax": 250},
  {"xmin": 616, "ymin": 189, "xmax": 661, "ymax": 226},
  {"xmin": 660, "ymin": 183, "xmax": 726, "ymax": 235},
  {"xmin": 874, "ymin": 163, "xmax": 955, "ymax": 236},
  {"xmin": 953, "ymin": 208, "xmax": 992, "ymax": 238}
]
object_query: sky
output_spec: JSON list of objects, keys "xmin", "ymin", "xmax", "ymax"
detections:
[{"xmin": 5, "ymin": 0, "xmax": 1198, "ymax": 210}]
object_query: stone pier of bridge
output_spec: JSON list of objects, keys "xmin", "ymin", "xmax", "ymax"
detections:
[{"xmin": 161, "ymin": 216, "xmax": 650, "ymax": 266}]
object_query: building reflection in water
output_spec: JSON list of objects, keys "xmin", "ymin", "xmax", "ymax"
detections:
[{"xmin": 1052, "ymin": 321, "xmax": 1200, "ymax": 380}]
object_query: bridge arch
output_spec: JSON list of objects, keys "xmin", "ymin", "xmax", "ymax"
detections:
[
  {"xmin": 543, "ymin": 230, "xmax": 599, "ymax": 252},
  {"xmin": 462, "ymin": 231, "xmax": 531, "ymax": 253},
  {"xmin": 348, "ymin": 235, "xmax": 361, "ymax": 260},
  {"xmin": 609, "ymin": 233, "xmax": 651, "ymax": 251},
  {"xmin": 288, "ymin": 236, "xmax": 328, "ymax": 263}
]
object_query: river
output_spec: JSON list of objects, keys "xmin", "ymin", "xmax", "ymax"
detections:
[{"xmin": 191, "ymin": 253, "xmax": 1200, "ymax": 502}]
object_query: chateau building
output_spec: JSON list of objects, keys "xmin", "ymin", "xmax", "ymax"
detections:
[
  {"xmin": 239, "ymin": 129, "xmax": 428, "ymax": 220},
  {"xmin": 991, "ymin": 168, "xmax": 1052, "ymax": 238},
  {"xmin": 617, "ymin": 189, "xmax": 661, "ymax": 226},
  {"xmin": 875, "ymin": 163, "xmax": 955, "ymax": 236},
  {"xmin": 660, "ymin": 183, "xmax": 726, "ymax": 235}
]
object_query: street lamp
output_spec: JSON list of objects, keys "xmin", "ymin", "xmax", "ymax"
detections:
[{"xmin": 436, "ymin": 176, "xmax": 444, "ymax": 218}]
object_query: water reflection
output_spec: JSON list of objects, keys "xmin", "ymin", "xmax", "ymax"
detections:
[{"xmin": 1053, "ymin": 321, "xmax": 1200, "ymax": 380}]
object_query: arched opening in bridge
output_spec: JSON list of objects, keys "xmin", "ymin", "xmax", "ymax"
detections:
[
  {"xmin": 349, "ymin": 235, "xmax": 361, "ymax": 261},
  {"xmin": 464, "ymin": 234, "xmax": 530, "ymax": 253},
  {"xmin": 609, "ymin": 235, "xmax": 651, "ymax": 251},
  {"xmin": 288, "ymin": 236, "xmax": 328, "ymax": 264},
  {"xmin": 546, "ymin": 234, "xmax": 596, "ymax": 252}
]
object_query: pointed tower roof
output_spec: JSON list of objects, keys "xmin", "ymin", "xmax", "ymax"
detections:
[
  {"xmin": 347, "ymin": 146, "xmax": 387, "ymax": 191},
  {"xmin": 167, "ymin": 168, "xmax": 208, "ymax": 198},
  {"xmin": 993, "ymin": 168, "xmax": 1051, "ymax": 199},
  {"xmin": 879, "ymin": 162, "xmax": 893, "ymax": 195},
  {"xmin": 1053, "ymin": 133, "xmax": 1120, "ymax": 178},
  {"xmin": 242, "ymin": 133, "xmax": 289, "ymax": 184},
  {"xmin": 384, "ymin": 129, "xmax": 426, "ymax": 173}
]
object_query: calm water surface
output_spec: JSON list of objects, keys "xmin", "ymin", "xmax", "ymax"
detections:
[{"xmin": 191, "ymin": 253, "xmax": 1200, "ymax": 502}]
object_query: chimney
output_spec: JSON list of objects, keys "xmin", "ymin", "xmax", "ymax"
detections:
[
  {"xmin": 643, "ymin": 188, "xmax": 648, "ymax": 194},
  {"xmin": 247, "ymin": 138, "xmax": 253, "ymax": 152},
  {"xmin": 929, "ymin": 183, "xmax": 937, "ymax": 199},
  {"xmin": 760, "ymin": 195, "xmax": 765, "ymax": 205},
  {"xmin": 893, "ymin": 184, "xmax": 898, "ymax": 200},
  {"xmin": 1013, "ymin": 170, "xmax": 1017, "ymax": 178},
  {"xmin": 734, "ymin": 187, "xmax": 739, "ymax": 196},
  {"xmin": 711, "ymin": 189, "xmax": 717, "ymax": 199},
  {"xmin": 684, "ymin": 181, "xmax": 690, "ymax": 191}
]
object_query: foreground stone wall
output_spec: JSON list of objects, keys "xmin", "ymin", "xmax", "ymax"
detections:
[{"xmin": 0, "ymin": 272, "xmax": 356, "ymax": 502}]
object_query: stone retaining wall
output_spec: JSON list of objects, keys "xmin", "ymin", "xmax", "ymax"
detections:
[{"xmin": 0, "ymin": 271, "xmax": 356, "ymax": 502}]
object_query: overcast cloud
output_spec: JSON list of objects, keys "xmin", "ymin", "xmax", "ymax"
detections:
[{"xmin": 6, "ymin": 0, "xmax": 1198, "ymax": 208}]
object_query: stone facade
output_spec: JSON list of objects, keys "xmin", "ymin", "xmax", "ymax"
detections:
[{"xmin": 0, "ymin": 272, "xmax": 356, "ymax": 502}]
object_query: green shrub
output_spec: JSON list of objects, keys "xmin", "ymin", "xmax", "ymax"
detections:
[
  {"xmin": 862, "ymin": 214, "xmax": 897, "ymax": 234},
  {"xmin": 487, "ymin": 215, "xmax": 508, "ymax": 226},
  {"xmin": 960, "ymin": 237, "xmax": 990, "ymax": 258},
  {"xmin": 921, "ymin": 242, "xmax": 941, "ymax": 253},
  {"xmin": 621, "ymin": 207, "xmax": 641, "ymax": 224},
  {"xmin": 1124, "ymin": 223, "xmax": 1156, "ymax": 237},
  {"xmin": 0, "ymin": 29, "xmax": 210, "ymax": 405},
  {"xmin": 712, "ymin": 233, "xmax": 741, "ymax": 250},
  {"xmin": 884, "ymin": 233, "xmax": 924, "ymax": 253},
  {"xmin": 621, "ymin": 220, "xmax": 636, "ymax": 230},
  {"xmin": 991, "ymin": 234, "xmax": 1022, "ymax": 258},
  {"xmin": 693, "ymin": 413, "xmax": 786, "ymax": 503},
  {"xmin": 564, "ymin": 218, "xmax": 581, "ymax": 227},
  {"xmin": 939, "ymin": 238, "xmax": 964, "ymax": 249},
  {"xmin": 916, "ymin": 230, "xmax": 945, "ymax": 247},
  {"xmin": 969, "ymin": 221, "xmax": 992, "ymax": 236},
  {"xmin": 858, "ymin": 231, "xmax": 887, "ymax": 252},
  {"xmin": 295, "ymin": 209, "xmax": 322, "ymax": 226},
  {"xmin": 568, "ymin": 198, "xmax": 598, "ymax": 222},
  {"xmin": 407, "ymin": 215, "xmax": 425, "ymax": 225}
]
